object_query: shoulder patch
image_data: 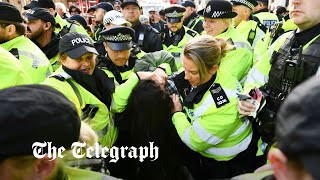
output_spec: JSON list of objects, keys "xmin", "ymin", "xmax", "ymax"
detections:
[
  {"xmin": 210, "ymin": 83, "xmax": 230, "ymax": 108},
  {"xmin": 187, "ymin": 30, "xmax": 197, "ymax": 37}
]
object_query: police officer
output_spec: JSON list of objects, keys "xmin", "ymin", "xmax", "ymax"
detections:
[
  {"xmin": 92, "ymin": 2, "xmax": 114, "ymax": 42},
  {"xmin": 231, "ymin": 0, "xmax": 265, "ymax": 49},
  {"xmin": 24, "ymin": 0, "xmax": 89, "ymax": 37},
  {"xmin": 162, "ymin": 5, "xmax": 199, "ymax": 69},
  {"xmin": 0, "ymin": 46, "xmax": 32, "ymax": 89},
  {"xmin": 200, "ymin": 0, "xmax": 253, "ymax": 83},
  {"xmin": 97, "ymin": 26, "xmax": 177, "ymax": 86},
  {"xmin": 121, "ymin": 0, "xmax": 163, "ymax": 53},
  {"xmin": 43, "ymin": 32, "xmax": 160, "ymax": 148},
  {"xmin": 91, "ymin": 2, "xmax": 114, "ymax": 56},
  {"xmin": 0, "ymin": 2, "xmax": 52, "ymax": 83},
  {"xmin": 239, "ymin": 0, "xmax": 320, "ymax": 146},
  {"xmin": 253, "ymin": 0, "xmax": 279, "ymax": 30},
  {"xmin": 170, "ymin": 35, "xmax": 258, "ymax": 179},
  {"xmin": 181, "ymin": 0, "xmax": 204, "ymax": 34},
  {"xmin": 25, "ymin": 7, "xmax": 61, "ymax": 71}
]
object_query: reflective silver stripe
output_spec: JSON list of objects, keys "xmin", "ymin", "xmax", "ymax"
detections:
[
  {"xmin": 193, "ymin": 89, "xmax": 238, "ymax": 120},
  {"xmin": 19, "ymin": 50, "xmax": 50, "ymax": 66},
  {"xmin": 316, "ymin": 66, "xmax": 320, "ymax": 75},
  {"xmin": 245, "ymin": 67, "xmax": 268, "ymax": 85},
  {"xmin": 230, "ymin": 120, "xmax": 250, "ymax": 137},
  {"xmin": 193, "ymin": 120, "xmax": 223, "ymax": 145},
  {"xmin": 193, "ymin": 94, "xmax": 214, "ymax": 120},
  {"xmin": 205, "ymin": 132, "xmax": 252, "ymax": 157},
  {"xmin": 71, "ymin": 23, "xmax": 77, "ymax": 32},
  {"xmin": 234, "ymin": 41, "xmax": 252, "ymax": 51},
  {"xmin": 224, "ymin": 89, "xmax": 239, "ymax": 99},
  {"xmin": 181, "ymin": 126, "xmax": 196, "ymax": 151}
]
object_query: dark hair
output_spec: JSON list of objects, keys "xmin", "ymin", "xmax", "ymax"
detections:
[
  {"xmin": 125, "ymin": 80, "xmax": 173, "ymax": 146},
  {"xmin": 0, "ymin": 20, "xmax": 26, "ymax": 36},
  {"xmin": 159, "ymin": 9, "xmax": 165, "ymax": 16},
  {"xmin": 69, "ymin": 5, "xmax": 81, "ymax": 14},
  {"xmin": 276, "ymin": 6, "xmax": 287, "ymax": 15},
  {"xmin": 113, "ymin": 80, "xmax": 195, "ymax": 179}
]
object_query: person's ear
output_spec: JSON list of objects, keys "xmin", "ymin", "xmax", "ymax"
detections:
[
  {"xmin": 209, "ymin": 64, "xmax": 219, "ymax": 75},
  {"xmin": 44, "ymin": 22, "xmax": 51, "ymax": 30},
  {"xmin": 6, "ymin": 24, "xmax": 16, "ymax": 36},
  {"xmin": 33, "ymin": 155, "xmax": 57, "ymax": 179},
  {"xmin": 268, "ymin": 148, "xmax": 289, "ymax": 180},
  {"xmin": 48, "ymin": 8, "xmax": 56, "ymax": 16}
]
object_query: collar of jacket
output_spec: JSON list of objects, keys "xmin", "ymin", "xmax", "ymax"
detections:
[
  {"xmin": 97, "ymin": 55, "xmax": 137, "ymax": 84},
  {"xmin": 62, "ymin": 66, "xmax": 115, "ymax": 108},
  {"xmin": 183, "ymin": 12, "xmax": 198, "ymax": 26},
  {"xmin": 294, "ymin": 23, "xmax": 320, "ymax": 48},
  {"xmin": 172, "ymin": 71, "xmax": 217, "ymax": 109},
  {"xmin": 40, "ymin": 32, "xmax": 60, "ymax": 60}
]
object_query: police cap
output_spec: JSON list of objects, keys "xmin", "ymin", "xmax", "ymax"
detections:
[
  {"xmin": 230, "ymin": 0, "xmax": 258, "ymax": 10},
  {"xmin": 0, "ymin": 84, "xmax": 81, "ymax": 161},
  {"xmin": 181, "ymin": 1, "xmax": 196, "ymax": 8},
  {"xmin": 25, "ymin": 8, "xmax": 56, "ymax": 25},
  {"xmin": 59, "ymin": 32, "xmax": 98, "ymax": 59},
  {"xmin": 24, "ymin": 0, "xmax": 55, "ymax": 10},
  {"xmin": 0, "ymin": 2, "xmax": 24, "ymax": 23},
  {"xmin": 164, "ymin": 5, "xmax": 186, "ymax": 23},
  {"xmin": 91, "ymin": 2, "xmax": 114, "ymax": 12},
  {"xmin": 100, "ymin": 26, "xmax": 135, "ymax": 51},
  {"xmin": 121, "ymin": 0, "xmax": 140, "ymax": 9},
  {"xmin": 198, "ymin": 0, "xmax": 237, "ymax": 19}
]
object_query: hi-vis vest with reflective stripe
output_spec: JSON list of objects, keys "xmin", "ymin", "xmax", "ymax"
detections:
[
  {"xmin": 43, "ymin": 67, "xmax": 117, "ymax": 148},
  {"xmin": 244, "ymin": 32, "xmax": 293, "ymax": 93},
  {"xmin": 253, "ymin": 12, "xmax": 279, "ymax": 30},
  {"xmin": 163, "ymin": 26, "xmax": 198, "ymax": 69},
  {"xmin": 0, "ymin": 46, "xmax": 32, "ymax": 89},
  {"xmin": 172, "ymin": 69, "xmax": 252, "ymax": 161},
  {"xmin": 236, "ymin": 20, "xmax": 266, "ymax": 49},
  {"xmin": 1, "ymin": 35, "xmax": 52, "ymax": 83},
  {"xmin": 216, "ymin": 27, "xmax": 253, "ymax": 83}
]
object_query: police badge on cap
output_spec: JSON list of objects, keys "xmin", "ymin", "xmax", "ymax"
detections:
[
  {"xmin": 198, "ymin": 0, "xmax": 237, "ymax": 19},
  {"xmin": 59, "ymin": 32, "xmax": 98, "ymax": 59},
  {"xmin": 164, "ymin": 5, "xmax": 186, "ymax": 23},
  {"xmin": 100, "ymin": 26, "xmax": 135, "ymax": 51}
]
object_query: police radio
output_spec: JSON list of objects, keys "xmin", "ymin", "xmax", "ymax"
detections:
[{"xmin": 282, "ymin": 46, "xmax": 304, "ymax": 93}]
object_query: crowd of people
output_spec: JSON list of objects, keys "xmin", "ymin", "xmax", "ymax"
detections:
[{"xmin": 1, "ymin": 0, "xmax": 320, "ymax": 179}]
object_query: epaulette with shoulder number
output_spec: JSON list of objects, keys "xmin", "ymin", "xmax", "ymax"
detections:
[
  {"xmin": 209, "ymin": 83, "xmax": 230, "ymax": 108},
  {"xmin": 186, "ymin": 29, "xmax": 197, "ymax": 37},
  {"xmin": 51, "ymin": 72, "xmax": 72, "ymax": 81}
]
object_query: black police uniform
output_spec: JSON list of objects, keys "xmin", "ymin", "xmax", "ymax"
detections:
[
  {"xmin": 132, "ymin": 21, "xmax": 163, "ymax": 53},
  {"xmin": 121, "ymin": 0, "xmax": 163, "ymax": 53}
]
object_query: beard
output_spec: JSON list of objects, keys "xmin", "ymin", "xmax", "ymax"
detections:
[{"xmin": 26, "ymin": 26, "xmax": 45, "ymax": 43}]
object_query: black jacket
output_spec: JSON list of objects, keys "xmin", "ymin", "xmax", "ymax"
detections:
[{"xmin": 132, "ymin": 22, "xmax": 163, "ymax": 53}]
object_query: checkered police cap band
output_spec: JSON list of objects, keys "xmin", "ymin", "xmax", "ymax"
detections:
[
  {"xmin": 104, "ymin": 33, "xmax": 132, "ymax": 42},
  {"xmin": 205, "ymin": 5, "xmax": 228, "ymax": 18},
  {"xmin": 165, "ymin": 10, "xmax": 184, "ymax": 18},
  {"xmin": 231, "ymin": 0, "xmax": 254, "ymax": 9}
]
